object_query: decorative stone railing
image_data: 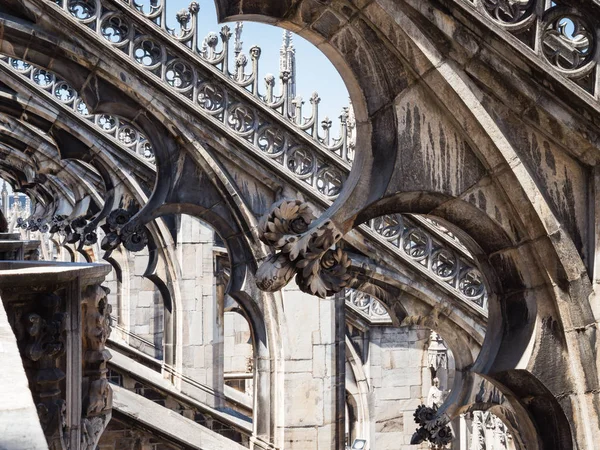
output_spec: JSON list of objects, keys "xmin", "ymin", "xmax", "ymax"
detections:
[
  {"xmin": 0, "ymin": 56, "xmax": 155, "ymax": 163},
  {"xmin": 0, "ymin": 261, "xmax": 112, "ymax": 450},
  {"xmin": 363, "ymin": 214, "xmax": 488, "ymax": 313},
  {"xmin": 344, "ymin": 289, "xmax": 393, "ymax": 324},
  {"xmin": 68, "ymin": 0, "xmax": 355, "ymax": 159},
  {"xmin": 1, "ymin": 4, "xmax": 489, "ymax": 314},
  {"xmin": 456, "ymin": 0, "xmax": 599, "ymax": 101},
  {"xmin": 344, "ymin": 211, "xmax": 489, "ymax": 324},
  {"xmin": 462, "ymin": 410, "xmax": 513, "ymax": 450},
  {"xmin": 48, "ymin": 0, "xmax": 353, "ymax": 199}
]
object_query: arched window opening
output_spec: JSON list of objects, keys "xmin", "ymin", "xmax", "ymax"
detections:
[
  {"xmin": 223, "ymin": 307, "xmax": 254, "ymax": 420},
  {"xmin": 106, "ymin": 243, "xmax": 164, "ymax": 361}
]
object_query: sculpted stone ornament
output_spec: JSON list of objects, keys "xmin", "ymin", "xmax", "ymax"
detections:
[
  {"xmin": 100, "ymin": 209, "xmax": 148, "ymax": 252},
  {"xmin": 410, "ymin": 404, "xmax": 453, "ymax": 449},
  {"xmin": 63, "ymin": 216, "xmax": 88, "ymax": 244},
  {"xmin": 49, "ymin": 215, "xmax": 69, "ymax": 234},
  {"xmin": 100, "ymin": 208, "xmax": 130, "ymax": 251},
  {"xmin": 18, "ymin": 293, "xmax": 69, "ymax": 450},
  {"xmin": 256, "ymin": 199, "xmax": 351, "ymax": 298},
  {"xmin": 81, "ymin": 285, "xmax": 113, "ymax": 450},
  {"xmin": 120, "ymin": 222, "xmax": 149, "ymax": 252},
  {"xmin": 24, "ymin": 310, "xmax": 66, "ymax": 361},
  {"xmin": 81, "ymin": 415, "xmax": 111, "ymax": 450}
]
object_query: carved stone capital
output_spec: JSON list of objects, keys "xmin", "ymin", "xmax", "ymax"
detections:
[{"xmin": 256, "ymin": 199, "xmax": 350, "ymax": 298}]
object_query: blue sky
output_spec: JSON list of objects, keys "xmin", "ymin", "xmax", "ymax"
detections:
[
  {"xmin": 1, "ymin": 1, "xmax": 351, "ymax": 193},
  {"xmin": 165, "ymin": 0, "xmax": 350, "ymax": 123}
]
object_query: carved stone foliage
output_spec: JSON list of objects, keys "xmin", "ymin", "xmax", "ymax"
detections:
[
  {"xmin": 256, "ymin": 199, "xmax": 350, "ymax": 298},
  {"xmin": 100, "ymin": 208, "xmax": 148, "ymax": 252},
  {"xmin": 411, "ymin": 404, "xmax": 453, "ymax": 449},
  {"xmin": 81, "ymin": 284, "xmax": 113, "ymax": 450},
  {"xmin": 120, "ymin": 222, "xmax": 149, "ymax": 252},
  {"xmin": 15, "ymin": 293, "xmax": 68, "ymax": 450},
  {"xmin": 0, "ymin": 56, "xmax": 155, "ymax": 162}
]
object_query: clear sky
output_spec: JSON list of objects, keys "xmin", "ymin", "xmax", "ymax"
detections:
[{"xmin": 164, "ymin": 0, "xmax": 350, "ymax": 124}]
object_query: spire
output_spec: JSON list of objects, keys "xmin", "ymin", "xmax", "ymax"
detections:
[
  {"xmin": 280, "ymin": 30, "xmax": 296, "ymax": 103},
  {"xmin": 1, "ymin": 182, "xmax": 7, "ymax": 217},
  {"xmin": 234, "ymin": 22, "xmax": 243, "ymax": 57}
]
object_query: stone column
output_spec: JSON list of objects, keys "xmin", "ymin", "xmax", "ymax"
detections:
[
  {"xmin": 459, "ymin": 414, "xmax": 467, "ymax": 450},
  {"xmin": 279, "ymin": 281, "xmax": 345, "ymax": 450},
  {"xmin": 80, "ymin": 284, "xmax": 113, "ymax": 449},
  {"xmin": 177, "ymin": 215, "xmax": 224, "ymax": 408}
]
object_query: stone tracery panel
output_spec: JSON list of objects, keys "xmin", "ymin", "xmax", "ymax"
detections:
[
  {"xmin": 2, "ymin": 4, "xmax": 490, "ymax": 313},
  {"xmin": 364, "ymin": 214, "xmax": 488, "ymax": 312},
  {"xmin": 0, "ymin": 57, "xmax": 155, "ymax": 162},
  {"xmin": 49, "ymin": 0, "xmax": 353, "ymax": 200},
  {"xmin": 344, "ymin": 289, "xmax": 392, "ymax": 323},
  {"xmin": 462, "ymin": 0, "xmax": 599, "ymax": 96}
]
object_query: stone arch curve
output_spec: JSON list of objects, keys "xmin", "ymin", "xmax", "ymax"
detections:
[{"xmin": 213, "ymin": 2, "xmax": 600, "ymax": 448}]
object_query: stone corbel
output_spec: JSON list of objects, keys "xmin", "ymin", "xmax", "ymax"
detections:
[{"xmin": 255, "ymin": 199, "xmax": 351, "ymax": 298}]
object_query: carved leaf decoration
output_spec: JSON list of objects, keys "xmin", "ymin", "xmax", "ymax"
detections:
[
  {"xmin": 259, "ymin": 199, "xmax": 315, "ymax": 249},
  {"xmin": 257, "ymin": 199, "xmax": 348, "ymax": 297},
  {"xmin": 283, "ymin": 233, "xmax": 313, "ymax": 261},
  {"xmin": 296, "ymin": 248, "xmax": 351, "ymax": 298},
  {"xmin": 256, "ymin": 253, "xmax": 296, "ymax": 292},
  {"xmin": 412, "ymin": 404, "xmax": 452, "ymax": 448}
]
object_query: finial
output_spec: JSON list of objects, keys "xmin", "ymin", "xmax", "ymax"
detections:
[
  {"xmin": 234, "ymin": 22, "xmax": 244, "ymax": 57},
  {"xmin": 176, "ymin": 8, "xmax": 191, "ymax": 28},
  {"xmin": 281, "ymin": 30, "xmax": 294, "ymax": 51},
  {"xmin": 188, "ymin": 1, "xmax": 199, "ymax": 14}
]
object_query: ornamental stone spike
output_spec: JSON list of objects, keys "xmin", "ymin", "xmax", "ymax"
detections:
[
  {"xmin": 89, "ymin": 1, "xmax": 355, "ymax": 149},
  {"xmin": 280, "ymin": 30, "xmax": 296, "ymax": 106},
  {"xmin": 234, "ymin": 22, "xmax": 243, "ymax": 57}
]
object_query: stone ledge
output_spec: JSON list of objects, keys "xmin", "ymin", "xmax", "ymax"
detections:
[{"xmin": 112, "ymin": 384, "xmax": 248, "ymax": 450}]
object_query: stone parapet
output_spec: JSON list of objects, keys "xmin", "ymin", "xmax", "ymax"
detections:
[{"xmin": 0, "ymin": 261, "xmax": 112, "ymax": 450}]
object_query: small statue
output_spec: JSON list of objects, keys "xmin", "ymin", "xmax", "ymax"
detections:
[{"xmin": 427, "ymin": 377, "xmax": 443, "ymax": 408}]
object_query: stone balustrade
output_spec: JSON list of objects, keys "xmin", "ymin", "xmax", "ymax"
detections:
[{"xmin": 0, "ymin": 232, "xmax": 40, "ymax": 260}]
